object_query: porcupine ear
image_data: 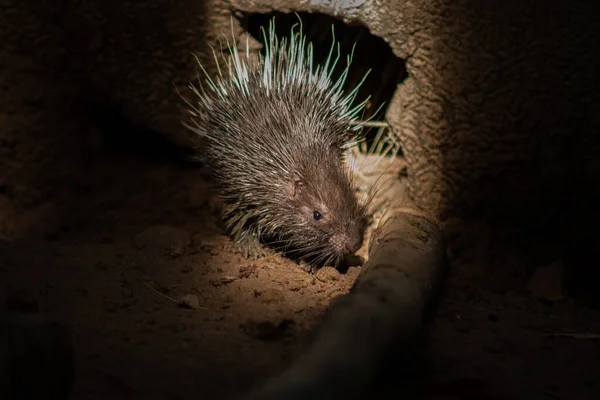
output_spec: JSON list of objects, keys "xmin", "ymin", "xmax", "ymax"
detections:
[{"xmin": 290, "ymin": 175, "xmax": 305, "ymax": 200}]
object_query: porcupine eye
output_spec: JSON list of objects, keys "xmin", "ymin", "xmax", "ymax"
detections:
[{"xmin": 312, "ymin": 211, "xmax": 323, "ymax": 221}]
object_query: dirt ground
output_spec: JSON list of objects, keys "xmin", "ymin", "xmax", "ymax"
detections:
[{"xmin": 1, "ymin": 140, "xmax": 599, "ymax": 400}]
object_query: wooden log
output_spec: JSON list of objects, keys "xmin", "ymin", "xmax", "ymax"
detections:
[{"xmin": 244, "ymin": 205, "xmax": 445, "ymax": 400}]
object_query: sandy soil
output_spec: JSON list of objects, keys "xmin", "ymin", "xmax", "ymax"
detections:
[{"xmin": 1, "ymin": 142, "xmax": 599, "ymax": 400}]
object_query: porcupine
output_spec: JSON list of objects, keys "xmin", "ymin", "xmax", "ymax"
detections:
[{"xmin": 185, "ymin": 19, "xmax": 371, "ymax": 271}]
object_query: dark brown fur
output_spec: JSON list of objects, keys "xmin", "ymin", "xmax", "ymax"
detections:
[{"xmin": 185, "ymin": 21, "xmax": 369, "ymax": 269}]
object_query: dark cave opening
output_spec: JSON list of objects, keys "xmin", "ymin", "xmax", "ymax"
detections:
[{"xmin": 239, "ymin": 12, "xmax": 407, "ymax": 154}]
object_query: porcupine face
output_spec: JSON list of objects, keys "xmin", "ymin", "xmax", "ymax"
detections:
[{"xmin": 276, "ymin": 149, "xmax": 367, "ymax": 266}]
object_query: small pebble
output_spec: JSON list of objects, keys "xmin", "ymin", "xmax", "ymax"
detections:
[
  {"xmin": 239, "ymin": 264, "xmax": 258, "ymax": 278},
  {"xmin": 210, "ymin": 276, "xmax": 237, "ymax": 287},
  {"xmin": 315, "ymin": 266, "xmax": 341, "ymax": 282},
  {"xmin": 178, "ymin": 295, "xmax": 201, "ymax": 310}
]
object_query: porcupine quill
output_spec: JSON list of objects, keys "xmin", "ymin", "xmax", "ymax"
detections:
[{"xmin": 183, "ymin": 17, "xmax": 372, "ymax": 271}]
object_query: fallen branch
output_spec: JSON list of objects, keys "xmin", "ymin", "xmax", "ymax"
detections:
[{"xmin": 244, "ymin": 205, "xmax": 445, "ymax": 400}]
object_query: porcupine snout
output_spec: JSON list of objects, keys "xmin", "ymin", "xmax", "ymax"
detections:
[{"xmin": 331, "ymin": 221, "xmax": 365, "ymax": 255}]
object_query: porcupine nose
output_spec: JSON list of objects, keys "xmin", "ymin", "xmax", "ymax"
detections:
[{"xmin": 344, "ymin": 234, "xmax": 363, "ymax": 254}]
